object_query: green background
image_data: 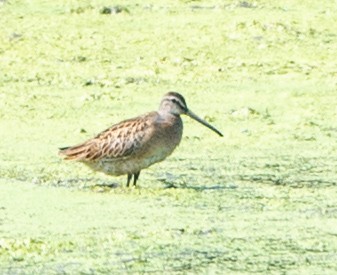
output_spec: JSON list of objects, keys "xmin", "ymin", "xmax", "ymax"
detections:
[{"xmin": 1, "ymin": 0, "xmax": 337, "ymax": 273}]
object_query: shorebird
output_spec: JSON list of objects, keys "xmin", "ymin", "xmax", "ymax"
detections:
[{"xmin": 59, "ymin": 92, "xmax": 223, "ymax": 187}]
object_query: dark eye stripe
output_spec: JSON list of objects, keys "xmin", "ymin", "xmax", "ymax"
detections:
[
  {"xmin": 166, "ymin": 92, "xmax": 187, "ymax": 107},
  {"xmin": 170, "ymin": 97, "xmax": 186, "ymax": 110}
]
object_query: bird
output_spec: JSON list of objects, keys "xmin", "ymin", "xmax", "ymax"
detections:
[{"xmin": 59, "ymin": 92, "xmax": 223, "ymax": 187}]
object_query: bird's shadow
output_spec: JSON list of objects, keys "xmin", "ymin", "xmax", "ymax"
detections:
[
  {"xmin": 157, "ymin": 172, "xmax": 236, "ymax": 191},
  {"xmin": 163, "ymin": 182, "xmax": 237, "ymax": 191},
  {"xmin": 56, "ymin": 177, "xmax": 235, "ymax": 191}
]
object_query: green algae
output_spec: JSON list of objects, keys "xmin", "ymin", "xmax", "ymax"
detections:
[{"xmin": 1, "ymin": 0, "xmax": 337, "ymax": 273}]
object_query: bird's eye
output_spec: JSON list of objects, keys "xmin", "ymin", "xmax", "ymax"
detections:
[{"xmin": 171, "ymin": 98, "xmax": 177, "ymax": 103}]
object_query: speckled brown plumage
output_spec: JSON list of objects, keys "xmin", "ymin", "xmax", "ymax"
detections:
[{"xmin": 59, "ymin": 92, "xmax": 222, "ymax": 187}]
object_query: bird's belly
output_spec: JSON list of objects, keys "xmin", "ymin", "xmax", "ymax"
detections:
[{"xmin": 84, "ymin": 145, "xmax": 176, "ymax": 176}]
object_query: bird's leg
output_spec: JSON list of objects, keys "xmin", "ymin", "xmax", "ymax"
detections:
[
  {"xmin": 126, "ymin": 174, "xmax": 132, "ymax": 187},
  {"xmin": 133, "ymin": 171, "xmax": 140, "ymax": 186}
]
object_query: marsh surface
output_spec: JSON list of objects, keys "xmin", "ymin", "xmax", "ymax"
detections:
[{"xmin": 1, "ymin": 0, "xmax": 337, "ymax": 273}]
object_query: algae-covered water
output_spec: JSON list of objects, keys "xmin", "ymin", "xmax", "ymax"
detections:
[{"xmin": 1, "ymin": 0, "xmax": 337, "ymax": 273}]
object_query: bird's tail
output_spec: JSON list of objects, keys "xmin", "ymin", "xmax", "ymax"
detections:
[{"xmin": 58, "ymin": 144, "xmax": 90, "ymax": 160}]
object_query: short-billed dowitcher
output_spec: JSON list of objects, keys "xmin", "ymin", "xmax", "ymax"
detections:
[{"xmin": 59, "ymin": 92, "xmax": 222, "ymax": 187}]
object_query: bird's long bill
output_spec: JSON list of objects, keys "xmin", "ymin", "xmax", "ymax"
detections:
[{"xmin": 186, "ymin": 110, "xmax": 223, "ymax": 137}]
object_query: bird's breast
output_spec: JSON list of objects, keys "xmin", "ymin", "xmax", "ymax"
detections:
[{"xmin": 135, "ymin": 114, "xmax": 182, "ymax": 163}]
